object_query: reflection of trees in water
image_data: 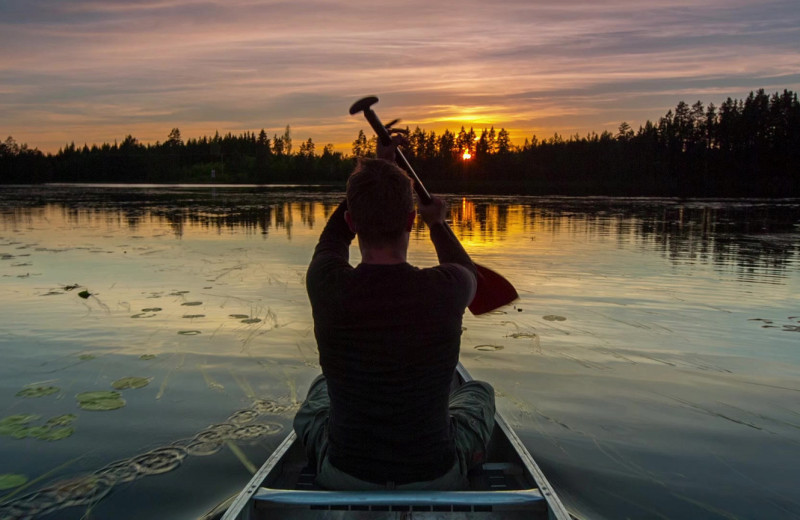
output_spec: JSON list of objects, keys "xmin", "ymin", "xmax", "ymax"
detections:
[
  {"xmin": 1, "ymin": 187, "xmax": 797, "ymax": 282},
  {"xmin": 0, "ymin": 187, "xmax": 344, "ymax": 240},
  {"xmin": 446, "ymin": 198, "xmax": 510, "ymax": 242},
  {"xmin": 522, "ymin": 200, "xmax": 800, "ymax": 283}
]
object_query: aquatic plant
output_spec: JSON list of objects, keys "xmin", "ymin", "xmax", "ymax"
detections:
[
  {"xmin": 46, "ymin": 414, "xmax": 77, "ymax": 427},
  {"xmin": 0, "ymin": 415, "xmax": 39, "ymax": 436},
  {"xmin": 0, "ymin": 414, "xmax": 76, "ymax": 441},
  {"xmin": 16, "ymin": 386, "xmax": 59, "ymax": 398},
  {"xmin": 111, "ymin": 377, "xmax": 151, "ymax": 390},
  {"xmin": 76, "ymin": 391, "xmax": 125, "ymax": 411},
  {"xmin": 0, "ymin": 398, "xmax": 294, "ymax": 517},
  {"xmin": 0, "ymin": 474, "xmax": 28, "ymax": 491}
]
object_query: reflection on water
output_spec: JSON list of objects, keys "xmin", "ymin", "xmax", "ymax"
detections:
[
  {"xmin": 448, "ymin": 197, "xmax": 800, "ymax": 284},
  {"xmin": 1, "ymin": 185, "xmax": 799, "ymax": 520},
  {"xmin": 3, "ymin": 186, "xmax": 798, "ymax": 285}
]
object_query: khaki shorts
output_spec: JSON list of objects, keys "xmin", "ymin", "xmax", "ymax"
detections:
[{"xmin": 293, "ymin": 374, "xmax": 495, "ymax": 490}]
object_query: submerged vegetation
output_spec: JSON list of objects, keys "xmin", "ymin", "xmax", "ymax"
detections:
[
  {"xmin": 0, "ymin": 399, "xmax": 293, "ymax": 518},
  {"xmin": 1, "ymin": 89, "xmax": 798, "ymax": 196}
]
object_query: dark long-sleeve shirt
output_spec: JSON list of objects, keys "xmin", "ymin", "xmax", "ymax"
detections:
[{"xmin": 306, "ymin": 201, "xmax": 476, "ymax": 484}]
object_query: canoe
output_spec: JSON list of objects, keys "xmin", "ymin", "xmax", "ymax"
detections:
[{"xmin": 203, "ymin": 363, "xmax": 571, "ymax": 520}]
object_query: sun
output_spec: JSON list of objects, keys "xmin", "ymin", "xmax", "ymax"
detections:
[{"xmin": 462, "ymin": 151, "xmax": 472, "ymax": 160}]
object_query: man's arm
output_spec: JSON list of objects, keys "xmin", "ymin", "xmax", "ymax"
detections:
[
  {"xmin": 419, "ymin": 197, "xmax": 478, "ymax": 303},
  {"xmin": 418, "ymin": 197, "xmax": 474, "ymax": 270},
  {"xmin": 379, "ymin": 133, "xmax": 477, "ymax": 300},
  {"xmin": 310, "ymin": 200, "xmax": 354, "ymax": 265}
]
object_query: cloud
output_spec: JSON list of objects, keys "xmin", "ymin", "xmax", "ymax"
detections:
[{"xmin": 2, "ymin": 0, "xmax": 799, "ymax": 152}]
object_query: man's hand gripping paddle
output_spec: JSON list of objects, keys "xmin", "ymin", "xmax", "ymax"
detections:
[{"xmin": 349, "ymin": 96, "xmax": 519, "ymax": 315}]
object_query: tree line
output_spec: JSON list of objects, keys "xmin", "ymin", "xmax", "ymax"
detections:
[{"xmin": 1, "ymin": 88, "xmax": 798, "ymax": 196}]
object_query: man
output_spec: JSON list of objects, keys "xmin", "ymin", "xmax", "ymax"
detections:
[{"xmin": 293, "ymin": 140, "xmax": 495, "ymax": 490}]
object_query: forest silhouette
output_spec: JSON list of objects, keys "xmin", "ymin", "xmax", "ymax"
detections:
[{"xmin": 2, "ymin": 89, "xmax": 798, "ymax": 197}]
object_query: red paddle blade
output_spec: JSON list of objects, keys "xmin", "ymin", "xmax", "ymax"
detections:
[{"xmin": 468, "ymin": 263, "xmax": 519, "ymax": 315}]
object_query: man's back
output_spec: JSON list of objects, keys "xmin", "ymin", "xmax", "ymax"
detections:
[{"xmin": 307, "ymin": 234, "xmax": 473, "ymax": 484}]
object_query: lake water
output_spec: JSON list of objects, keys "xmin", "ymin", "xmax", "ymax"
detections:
[{"xmin": 0, "ymin": 185, "xmax": 798, "ymax": 520}]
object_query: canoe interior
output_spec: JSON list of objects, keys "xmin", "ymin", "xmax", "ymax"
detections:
[
  {"xmin": 247, "ymin": 429, "xmax": 552, "ymax": 519},
  {"xmin": 212, "ymin": 364, "xmax": 571, "ymax": 520}
]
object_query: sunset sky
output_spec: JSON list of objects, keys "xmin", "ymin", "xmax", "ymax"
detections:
[{"xmin": 2, "ymin": 0, "xmax": 799, "ymax": 154}]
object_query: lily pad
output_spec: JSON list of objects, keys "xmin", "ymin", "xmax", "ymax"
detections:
[
  {"xmin": 543, "ymin": 315, "xmax": 567, "ymax": 322},
  {"xmin": 178, "ymin": 330, "xmax": 202, "ymax": 335},
  {"xmin": 16, "ymin": 385, "xmax": 60, "ymax": 398},
  {"xmin": 0, "ymin": 414, "xmax": 39, "ymax": 436},
  {"xmin": 79, "ymin": 354, "xmax": 97, "ymax": 360},
  {"xmin": 241, "ymin": 318, "xmax": 261, "ymax": 324},
  {"xmin": 182, "ymin": 314, "xmax": 205, "ymax": 319},
  {"xmin": 508, "ymin": 332, "xmax": 538, "ymax": 339},
  {"xmin": 10, "ymin": 427, "xmax": 31, "ymax": 439},
  {"xmin": 34, "ymin": 426, "xmax": 75, "ymax": 441},
  {"xmin": 47, "ymin": 414, "xmax": 77, "ymax": 427},
  {"xmin": 140, "ymin": 354, "xmax": 157, "ymax": 360},
  {"xmin": 229, "ymin": 314, "xmax": 249, "ymax": 319},
  {"xmin": 111, "ymin": 377, "xmax": 152, "ymax": 390},
  {"xmin": 131, "ymin": 446, "xmax": 188, "ymax": 475},
  {"xmin": 474, "ymin": 345, "xmax": 504, "ymax": 352},
  {"xmin": 181, "ymin": 301, "xmax": 202, "ymax": 306},
  {"xmin": 141, "ymin": 307, "xmax": 162, "ymax": 312},
  {"xmin": 0, "ymin": 414, "xmax": 76, "ymax": 441},
  {"xmin": 230, "ymin": 423, "xmax": 283, "ymax": 440},
  {"xmin": 78, "ymin": 290, "xmax": 92, "ymax": 299},
  {"xmin": 0, "ymin": 473, "xmax": 28, "ymax": 490},
  {"xmin": 76, "ymin": 391, "xmax": 126, "ymax": 411}
]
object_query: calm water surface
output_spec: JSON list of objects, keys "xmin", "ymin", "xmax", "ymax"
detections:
[{"xmin": 0, "ymin": 185, "xmax": 799, "ymax": 520}]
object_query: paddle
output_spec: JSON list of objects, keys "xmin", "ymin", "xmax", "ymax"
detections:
[{"xmin": 349, "ymin": 96, "xmax": 519, "ymax": 315}]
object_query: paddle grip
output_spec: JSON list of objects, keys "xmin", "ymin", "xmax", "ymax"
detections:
[{"xmin": 350, "ymin": 97, "xmax": 432, "ymax": 204}]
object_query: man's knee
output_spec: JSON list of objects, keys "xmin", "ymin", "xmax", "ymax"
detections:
[
  {"xmin": 293, "ymin": 375, "xmax": 330, "ymax": 438},
  {"xmin": 293, "ymin": 375, "xmax": 331, "ymax": 470},
  {"xmin": 450, "ymin": 380, "xmax": 496, "ymax": 464},
  {"xmin": 452, "ymin": 380, "xmax": 495, "ymax": 416}
]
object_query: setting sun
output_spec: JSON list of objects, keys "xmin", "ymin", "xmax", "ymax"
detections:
[{"xmin": 462, "ymin": 151, "xmax": 472, "ymax": 160}]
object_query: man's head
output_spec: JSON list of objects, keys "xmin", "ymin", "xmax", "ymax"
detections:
[{"xmin": 346, "ymin": 158, "xmax": 415, "ymax": 248}]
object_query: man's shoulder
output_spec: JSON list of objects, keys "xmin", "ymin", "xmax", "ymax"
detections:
[
  {"xmin": 415, "ymin": 263, "xmax": 476, "ymax": 307},
  {"xmin": 422, "ymin": 262, "xmax": 476, "ymax": 281},
  {"xmin": 307, "ymin": 252, "xmax": 354, "ymax": 289}
]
